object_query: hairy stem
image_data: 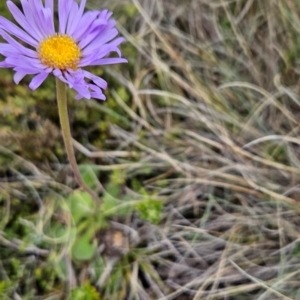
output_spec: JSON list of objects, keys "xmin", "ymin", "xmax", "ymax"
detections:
[{"xmin": 56, "ymin": 78, "xmax": 99, "ymax": 203}]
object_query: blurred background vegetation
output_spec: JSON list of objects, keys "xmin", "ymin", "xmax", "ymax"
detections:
[{"xmin": 1, "ymin": 0, "xmax": 300, "ymax": 299}]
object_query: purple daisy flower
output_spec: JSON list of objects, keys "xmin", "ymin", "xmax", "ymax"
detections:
[{"xmin": 0, "ymin": 0, "xmax": 127, "ymax": 100}]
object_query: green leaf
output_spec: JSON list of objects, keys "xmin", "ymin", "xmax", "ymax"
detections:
[
  {"xmin": 136, "ymin": 199, "xmax": 163, "ymax": 224},
  {"xmin": 79, "ymin": 165, "xmax": 100, "ymax": 190},
  {"xmin": 72, "ymin": 235, "xmax": 96, "ymax": 261},
  {"xmin": 67, "ymin": 191, "xmax": 94, "ymax": 223},
  {"xmin": 101, "ymin": 193, "xmax": 134, "ymax": 217}
]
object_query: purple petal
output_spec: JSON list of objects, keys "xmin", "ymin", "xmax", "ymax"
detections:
[
  {"xmin": 66, "ymin": 2, "xmax": 79, "ymax": 35},
  {"xmin": 79, "ymin": 28, "xmax": 118, "ymax": 51},
  {"xmin": 31, "ymin": 2, "xmax": 52, "ymax": 37},
  {"xmin": 29, "ymin": 72, "xmax": 48, "ymax": 90},
  {"xmin": 0, "ymin": 16, "xmax": 38, "ymax": 47},
  {"xmin": 0, "ymin": 61, "xmax": 13, "ymax": 68},
  {"xmin": 83, "ymin": 70, "xmax": 107, "ymax": 89},
  {"xmin": 72, "ymin": 11, "xmax": 100, "ymax": 41},
  {"xmin": 78, "ymin": 52, "xmax": 100, "ymax": 67},
  {"xmin": 99, "ymin": 10, "xmax": 113, "ymax": 21},
  {"xmin": 6, "ymin": 1, "xmax": 41, "ymax": 44},
  {"xmin": 80, "ymin": 46, "xmax": 124, "ymax": 67},
  {"xmin": 0, "ymin": 43, "xmax": 18, "ymax": 56},
  {"xmin": 79, "ymin": 19, "xmax": 117, "ymax": 51},
  {"xmin": 43, "ymin": 8, "xmax": 55, "ymax": 35},
  {"xmin": 89, "ymin": 84, "xmax": 106, "ymax": 100},
  {"xmin": 86, "ymin": 58, "xmax": 128, "ymax": 66},
  {"xmin": 89, "ymin": 88, "xmax": 105, "ymax": 100},
  {"xmin": 79, "ymin": 28, "xmax": 118, "ymax": 55},
  {"xmin": 59, "ymin": 69, "xmax": 108, "ymax": 100},
  {"xmin": 53, "ymin": 69, "xmax": 70, "ymax": 86},
  {"xmin": 6, "ymin": 56, "xmax": 45, "ymax": 70},
  {"xmin": 73, "ymin": 84, "xmax": 91, "ymax": 99},
  {"xmin": 14, "ymin": 71, "xmax": 27, "ymax": 84},
  {"xmin": 45, "ymin": 0, "xmax": 54, "ymax": 13},
  {"xmin": 20, "ymin": 0, "xmax": 44, "ymax": 40},
  {"xmin": 0, "ymin": 29, "xmax": 37, "ymax": 58},
  {"xmin": 67, "ymin": 0, "xmax": 87, "ymax": 36},
  {"xmin": 90, "ymin": 92, "xmax": 106, "ymax": 100},
  {"xmin": 64, "ymin": 71, "xmax": 91, "ymax": 98},
  {"xmin": 25, "ymin": 0, "xmax": 48, "ymax": 38},
  {"xmin": 79, "ymin": 38, "xmax": 125, "ymax": 66},
  {"xmin": 13, "ymin": 65, "xmax": 52, "ymax": 74},
  {"xmin": 58, "ymin": 0, "xmax": 73, "ymax": 34}
]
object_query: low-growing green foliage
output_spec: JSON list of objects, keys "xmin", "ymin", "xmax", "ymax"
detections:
[{"xmin": 71, "ymin": 282, "xmax": 100, "ymax": 300}]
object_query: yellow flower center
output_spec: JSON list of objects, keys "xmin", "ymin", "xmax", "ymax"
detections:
[{"xmin": 38, "ymin": 34, "xmax": 81, "ymax": 70}]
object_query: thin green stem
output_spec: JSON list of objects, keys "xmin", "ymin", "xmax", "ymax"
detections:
[{"xmin": 55, "ymin": 78, "xmax": 99, "ymax": 203}]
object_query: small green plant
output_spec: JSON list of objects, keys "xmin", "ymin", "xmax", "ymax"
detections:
[
  {"xmin": 136, "ymin": 198, "xmax": 163, "ymax": 224},
  {"xmin": 0, "ymin": 281, "xmax": 11, "ymax": 299},
  {"xmin": 66, "ymin": 190, "xmax": 98, "ymax": 261},
  {"xmin": 71, "ymin": 282, "xmax": 100, "ymax": 300}
]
